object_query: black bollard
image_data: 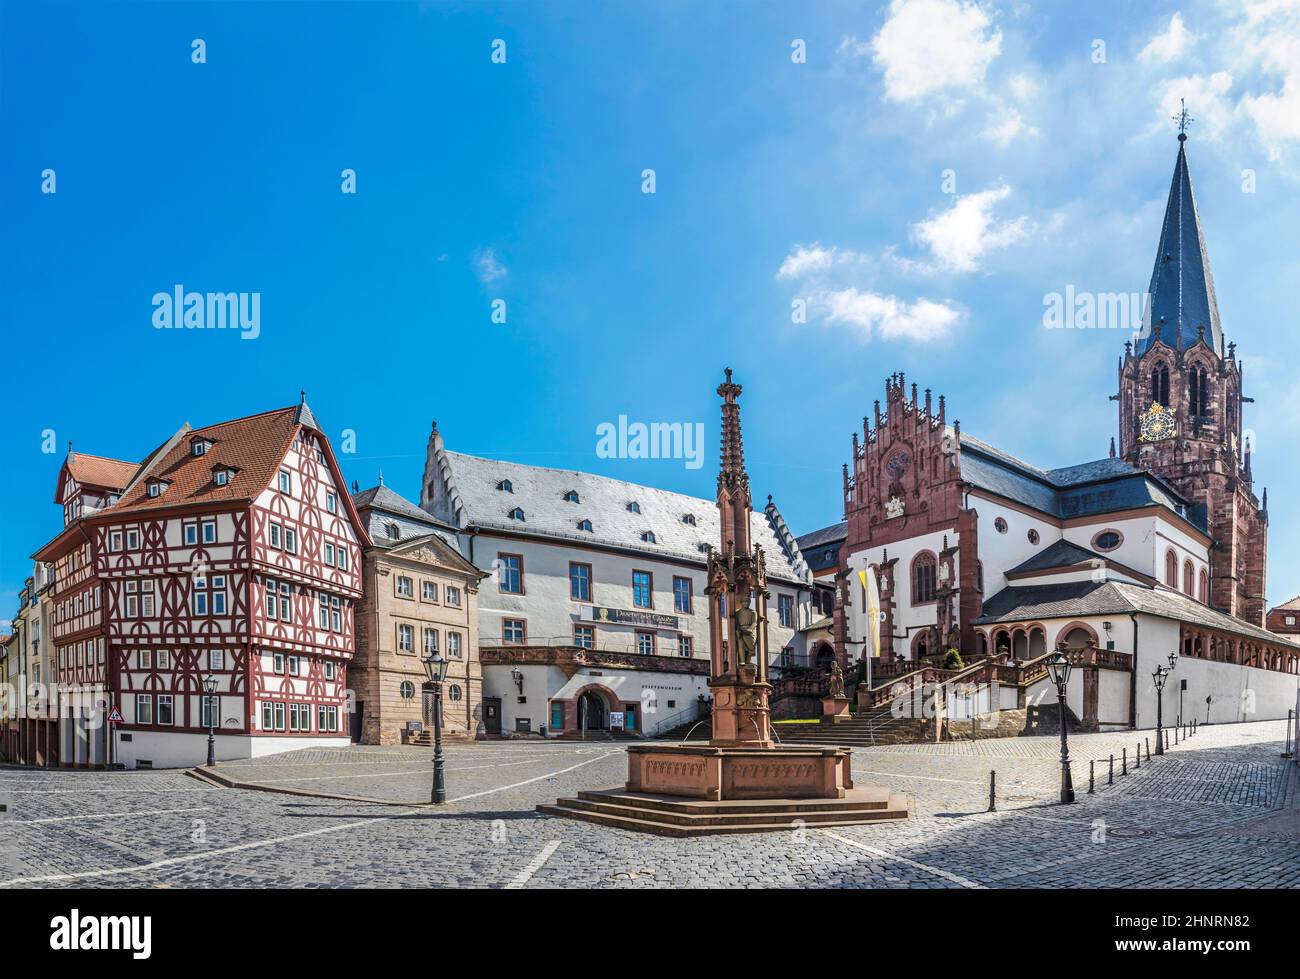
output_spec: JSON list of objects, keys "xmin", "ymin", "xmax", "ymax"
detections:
[
  {"xmin": 1122, "ymin": 747, "xmax": 1127, "ymax": 775},
  {"xmin": 988, "ymin": 770, "xmax": 996, "ymax": 812},
  {"xmin": 1108, "ymin": 754, "xmax": 1114, "ymax": 785},
  {"xmin": 1089, "ymin": 759, "xmax": 1095, "ymax": 794}
]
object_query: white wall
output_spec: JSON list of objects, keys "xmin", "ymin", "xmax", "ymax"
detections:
[
  {"xmin": 113, "ymin": 731, "xmax": 351, "ymax": 769},
  {"xmin": 845, "ymin": 528, "xmax": 955, "ymax": 660},
  {"xmin": 467, "ymin": 531, "xmax": 806, "ymax": 661}
]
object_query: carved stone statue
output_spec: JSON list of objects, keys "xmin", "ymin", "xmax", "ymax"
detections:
[
  {"xmin": 734, "ymin": 606, "xmax": 758, "ymax": 666},
  {"xmin": 827, "ymin": 659, "xmax": 846, "ymax": 698}
]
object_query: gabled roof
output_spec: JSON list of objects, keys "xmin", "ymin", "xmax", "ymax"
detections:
[
  {"xmin": 1272, "ymin": 596, "xmax": 1300, "ymax": 613},
  {"xmin": 795, "ymin": 521, "xmax": 847, "ymax": 574},
  {"xmin": 1137, "ymin": 134, "xmax": 1223, "ymax": 357},
  {"xmin": 56, "ymin": 453, "xmax": 139, "ymax": 502},
  {"xmin": 958, "ymin": 434, "xmax": 1206, "ymax": 533},
  {"xmin": 104, "ymin": 407, "xmax": 303, "ymax": 516},
  {"xmin": 976, "ymin": 579, "xmax": 1295, "ymax": 648},
  {"xmin": 353, "ymin": 483, "xmax": 460, "ymax": 550},
  {"xmin": 428, "ymin": 449, "xmax": 809, "ymax": 585},
  {"xmin": 1006, "ymin": 539, "xmax": 1103, "ymax": 575}
]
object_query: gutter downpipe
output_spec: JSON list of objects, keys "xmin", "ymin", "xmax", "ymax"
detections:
[{"xmin": 1129, "ymin": 611, "xmax": 1139, "ymax": 730}]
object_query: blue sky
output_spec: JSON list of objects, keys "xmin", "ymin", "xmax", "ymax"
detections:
[{"xmin": 4, "ymin": 0, "xmax": 1300, "ymax": 617}]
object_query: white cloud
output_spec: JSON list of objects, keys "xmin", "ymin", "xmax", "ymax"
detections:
[
  {"xmin": 1234, "ymin": 2, "xmax": 1300, "ymax": 159},
  {"xmin": 864, "ymin": 0, "xmax": 1003, "ymax": 104},
  {"xmin": 981, "ymin": 106, "xmax": 1038, "ymax": 146},
  {"xmin": 776, "ymin": 243, "xmax": 857, "ymax": 279},
  {"xmin": 473, "ymin": 248, "xmax": 507, "ymax": 283},
  {"xmin": 816, "ymin": 288, "xmax": 961, "ymax": 342},
  {"xmin": 910, "ymin": 185, "xmax": 1032, "ymax": 273},
  {"xmin": 1152, "ymin": 72, "xmax": 1235, "ymax": 141},
  {"xmin": 1139, "ymin": 12, "xmax": 1198, "ymax": 63}
]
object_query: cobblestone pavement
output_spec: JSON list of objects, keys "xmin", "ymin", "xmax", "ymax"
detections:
[{"xmin": 0, "ymin": 720, "xmax": 1296, "ymax": 888}]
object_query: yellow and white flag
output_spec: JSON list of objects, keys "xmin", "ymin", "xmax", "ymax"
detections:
[{"xmin": 859, "ymin": 568, "xmax": 881, "ymax": 660}]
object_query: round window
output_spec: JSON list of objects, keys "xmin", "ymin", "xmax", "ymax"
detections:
[
  {"xmin": 399, "ymin": 681, "xmax": 415, "ymax": 699},
  {"xmin": 1027, "ymin": 529, "xmax": 1040, "ymax": 545},
  {"xmin": 994, "ymin": 517, "xmax": 1008, "ymax": 534},
  {"xmin": 448, "ymin": 684, "xmax": 463, "ymax": 702},
  {"xmin": 1093, "ymin": 530, "xmax": 1123, "ymax": 552}
]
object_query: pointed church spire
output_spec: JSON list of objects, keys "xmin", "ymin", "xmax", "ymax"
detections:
[
  {"xmin": 1109, "ymin": 436, "xmax": 1116, "ymax": 459},
  {"xmin": 715, "ymin": 368, "xmax": 752, "ymax": 556},
  {"xmin": 1138, "ymin": 116, "xmax": 1223, "ymax": 357}
]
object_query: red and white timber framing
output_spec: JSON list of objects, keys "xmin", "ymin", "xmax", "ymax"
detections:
[{"xmin": 35, "ymin": 407, "xmax": 370, "ymax": 768}]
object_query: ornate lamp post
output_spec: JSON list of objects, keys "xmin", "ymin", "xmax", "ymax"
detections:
[
  {"xmin": 423, "ymin": 650, "xmax": 450, "ymax": 803},
  {"xmin": 1153, "ymin": 664, "xmax": 1170, "ymax": 755},
  {"xmin": 202, "ymin": 673, "xmax": 218, "ymax": 767},
  {"xmin": 1046, "ymin": 650, "xmax": 1074, "ymax": 804}
]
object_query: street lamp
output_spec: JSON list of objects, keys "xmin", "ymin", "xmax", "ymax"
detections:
[
  {"xmin": 1153, "ymin": 665, "xmax": 1170, "ymax": 756},
  {"xmin": 202, "ymin": 673, "xmax": 218, "ymax": 767},
  {"xmin": 1045, "ymin": 650, "xmax": 1074, "ymax": 804},
  {"xmin": 422, "ymin": 650, "xmax": 450, "ymax": 803}
]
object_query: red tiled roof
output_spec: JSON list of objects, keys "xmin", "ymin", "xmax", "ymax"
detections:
[
  {"xmin": 106, "ymin": 406, "xmax": 301, "ymax": 517},
  {"xmin": 66, "ymin": 453, "xmax": 138, "ymax": 491}
]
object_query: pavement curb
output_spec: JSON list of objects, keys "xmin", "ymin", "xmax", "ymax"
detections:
[{"xmin": 184, "ymin": 766, "xmax": 433, "ymax": 808}]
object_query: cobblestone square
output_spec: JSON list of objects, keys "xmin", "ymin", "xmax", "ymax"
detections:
[{"xmin": 0, "ymin": 720, "xmax": 1297, "ymax": 889}]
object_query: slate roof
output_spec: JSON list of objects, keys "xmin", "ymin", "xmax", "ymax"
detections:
[
  {"xmin": 65, "ymin": 453, "xmax": 138, "ymax": 491},
  {"xmin": 432, "ymin": 450, "xmax": 810, "ymax": 585},
  {"xmin": 795, "ymin": 521, "xmax": 847, "ymax": 574},
  {"xmin": 976, "ymin": 579, "xmax": 1296, "ymax": 648},
  {"xmin": 353, "ymin": 483, "xmax": 459, "ymax": 551},
  {"xmin": 958, "ymin": 434, "xmax": 1206, "ymax": 532},
  {"xmin": 1006, "ymin": 539, "xmax": 1103, "ymax": 575},
  {"xmin": 1137, "ymin": 136, "xmax": 1224, "ymax": 357}
]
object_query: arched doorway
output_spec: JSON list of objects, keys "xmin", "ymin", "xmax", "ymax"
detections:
[
  {"xmin": 577, "ymin": 690, "xmax": 609, "ymax": 731},
  {"xmin": 813, "ymin": 642, "xmax": 834, "ymax": 671}
]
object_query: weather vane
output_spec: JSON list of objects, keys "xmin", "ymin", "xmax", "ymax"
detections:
[{"xmin": 1173, "ymin": 98, "xmax": 1194, "ymax": 140}]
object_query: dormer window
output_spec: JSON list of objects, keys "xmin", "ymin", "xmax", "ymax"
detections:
[
  {"xmin": 146, "ymin": 480, "xmax": 167, "ymax": 498},
  {"xmin": 563, "ymin": 490, "xmax": 580, "ymax": 503},
  {"xmin": 698, "ymin": 543, "xmax": 710, "ymax": 554},
  {"xmin": 641, "ymin": 531, "xmax": 657, "ymax": 544},
  {"xmin": 214, "ymin": 470, "xmax": 230, "ymax": 487},
  {"xmin": 682, "ymin": 513, "xmax": 696, "ymax": 526},
  {"xmin": 508, "ymin": 507, "xmax": 525, "ymax": 521},
  {"xmin": 577, "ymin": 519, "xmax": 593, "ymax": 532},
  {"xmin": 497, "ymin": 479, "xmax": 513, "ymax": 493},
  {"xmin": 386, "ymin": 522, "xmax": 400, "ymax": 540},
  {"xmin": 627, "ymin": 501, "xmax": 641, "ymax": 514},
  {"xmin": 191, "ymin": 438, "xmax": 211, "ymax": 457}
]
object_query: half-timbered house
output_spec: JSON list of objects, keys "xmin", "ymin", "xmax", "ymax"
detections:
[{"xmin": 33, "ymin": 398, "xmax": 369, "ymax": 768}]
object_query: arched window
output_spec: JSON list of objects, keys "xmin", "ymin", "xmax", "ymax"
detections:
[
  {"xmin": 1198, "ymin": 569, "xmax": 1209, "ymax": 604},
  {"xmin": 1188, "ymin": 365, "xmax": 1210, "ymax": 416},
  {"xmin": 911, "ymin": 552, "xmax": 937, "ymax": 605},
  {"xmin": 911, "ymin": 631, "xmax": 929, "ymax": 660},
  {"xmin": 1183, "ymin": 560, "xmax": 1194, "ymax": 596},
  {"xmin": 1165, "ymin": 550, "xmax": 1178, "ymax": 587},
  {"xmin": 1151, "ymin": 364, "xmax": 1170, "ymax": 407}
]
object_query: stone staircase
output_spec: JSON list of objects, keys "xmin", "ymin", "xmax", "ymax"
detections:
[
  {"xmin": 406, "ymin": 729, "xmax": 474, "ymax": 747},
  {"xmin": 554, "ymin": 729, "xmax": 640, "ymax": 742},
  {"xmin": 538, "ymin": 786, "xmax": 909, "ymax": 837},
  {"xmin": 774, "ymin": 705, "xmax": 936, "ymax": 748}
]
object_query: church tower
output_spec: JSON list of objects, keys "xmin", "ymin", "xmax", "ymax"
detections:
[{"xmin": 1116, "ymin": 120, "xmax": 1267, "ymax": 625}]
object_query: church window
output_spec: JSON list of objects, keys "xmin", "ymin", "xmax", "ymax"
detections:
[
  {"xmin": 993, "ymin": 517, "xmax": 1008, "ymax": 534},
  {"xmin": 1151, "ymin": 364, "xmax": 1170, "ymax": 407},
  {"xmin": 1198, "ymin": 569, "xmax": 1209, "ymax": 604},
  {"xmin": 1027, "ymin": 529, "xmax": 1040, "ymax": 545},
  {"xmin": 1183, "ymin": 560, "xmax": 1194, "ymax": 596},
  {"xmin": 1165, "ymin": 550, "xmax": 1178, "ymax": 587},
  {"xmin": 1092, "ymin": 530, "xmax": 1122, "ymax": 552},
  {"xmin": 911, "ymin": 552, "xmax": 937, "ymax": 605},
  {"xmin": 1188, "ymin": 365, "xmax": 1210, "ymax": 416}
]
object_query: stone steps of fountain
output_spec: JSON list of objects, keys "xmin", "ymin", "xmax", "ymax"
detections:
[{"xmin": 538, "ymin": 787, "xmax": 909, "ymax": 837}]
